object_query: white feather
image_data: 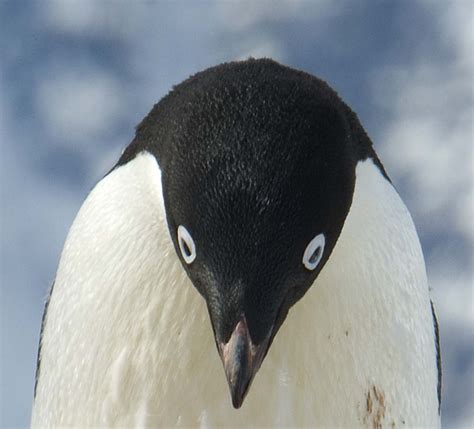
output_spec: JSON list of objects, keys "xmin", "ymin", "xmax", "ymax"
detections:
[{"xmin": 32, "ymin": 152, "xmax": 440, "ymax": 427}]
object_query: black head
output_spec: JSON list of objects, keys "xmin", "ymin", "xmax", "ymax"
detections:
[{"xmin": 118, "ymin": 58, "xmax": 385, "ymax": 407}]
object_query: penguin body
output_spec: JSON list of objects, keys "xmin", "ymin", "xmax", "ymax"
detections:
[{"xmin": 32, "ymin": 59, "xmax": 441, "ymax": 427}]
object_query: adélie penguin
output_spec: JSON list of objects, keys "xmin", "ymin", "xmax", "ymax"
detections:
[{"xmin": 32, "ymin": 59, "xmax": 441, "ymax": 427}]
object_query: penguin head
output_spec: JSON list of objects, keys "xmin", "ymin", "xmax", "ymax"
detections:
[{"xmin": 120, "ymin": 59, "xmax": 382, "ymax": 408}]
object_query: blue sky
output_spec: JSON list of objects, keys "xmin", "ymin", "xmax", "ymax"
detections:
[{"xmin": 1, "ymin": 1, "xmax": 472, "ymax": 427}]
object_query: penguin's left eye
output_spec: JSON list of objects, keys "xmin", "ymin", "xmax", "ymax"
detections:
[
  {"xmin": 302, "ymin": 233, "xmax": 325, "ymax": 271},
  {"xmin": 177, "ymin": 225, "xmax": 196, "ymax": 264}
]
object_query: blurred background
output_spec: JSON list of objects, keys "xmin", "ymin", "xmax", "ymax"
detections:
[{"xmin": 1, "ymin": 1, "xmax": 472, "ymax": 427}]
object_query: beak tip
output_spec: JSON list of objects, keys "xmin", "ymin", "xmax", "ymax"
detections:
[
  {"xmin": 231, "ymin": 394, "xmax": 244, "ymax": 409},
  {"xmin": 218, "ymin": 315, "xmax": 270, "ymax": 409},
  {"xmin": 228, "ymin": 374, "xmax": 249, "ymax": 409}
]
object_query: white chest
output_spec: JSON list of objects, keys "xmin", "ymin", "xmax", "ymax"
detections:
[{"xmin": 32, "ymin": 153, "xmax": 440, "ymax": 427}]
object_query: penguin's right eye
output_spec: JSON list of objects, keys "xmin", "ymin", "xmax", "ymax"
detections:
[
  {"xmin": 302, "ymin": 233, "xmax": 325, "ymax": 271},
  {"xmin": 177, "ymin": 225, "xmax": 196, "ymax": 264}
]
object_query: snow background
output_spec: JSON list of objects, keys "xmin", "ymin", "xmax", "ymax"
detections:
[{"xmin": 1, "ymin": 1, "xmax": 472, "ymax": 427}]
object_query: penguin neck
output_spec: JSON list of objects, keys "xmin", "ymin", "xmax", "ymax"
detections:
[{"xmin": 33, "ymin": 153, "xmax": 439, "ymax": 427}]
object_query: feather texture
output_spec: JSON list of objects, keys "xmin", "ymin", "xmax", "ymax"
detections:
[{"xmin": 32, "ymin": 152, "xmax": 440, "ymax": 427}]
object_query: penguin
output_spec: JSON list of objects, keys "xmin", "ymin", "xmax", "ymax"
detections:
[{"xmin": 32, "ymin": 59, "xmax": 441, "ymax": 427}]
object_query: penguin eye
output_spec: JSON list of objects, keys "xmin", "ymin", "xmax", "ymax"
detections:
[
  {"xmin": 177, "ymin": 225, "xmax": 196, "ymax": 264},
  {"xmin": 302, "ymin": 233, "xmax": 325, "ymax": 271}
]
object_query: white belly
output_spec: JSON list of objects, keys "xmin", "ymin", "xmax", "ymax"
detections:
[{"xmin": 32, "ymin": 153, "xmax": 440, "ymax": 427}]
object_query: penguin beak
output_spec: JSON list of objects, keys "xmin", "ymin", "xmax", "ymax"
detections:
[{"xmin": 217, "ymin": 315, "xmax": 270, "ymax": 408}]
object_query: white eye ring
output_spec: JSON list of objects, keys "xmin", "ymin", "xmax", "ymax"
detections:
[
  {"xmin": 302, "ymin": 233, "xmax": 325, "ymax": 271},
  {"xmin": 177, "ymin": 225, "xmax": 196, "ymax": 264}
]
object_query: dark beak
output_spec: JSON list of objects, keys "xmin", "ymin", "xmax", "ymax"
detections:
[{"xmin": 218, "ymin": 315, "xmax": 270, "ymax": 408}]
